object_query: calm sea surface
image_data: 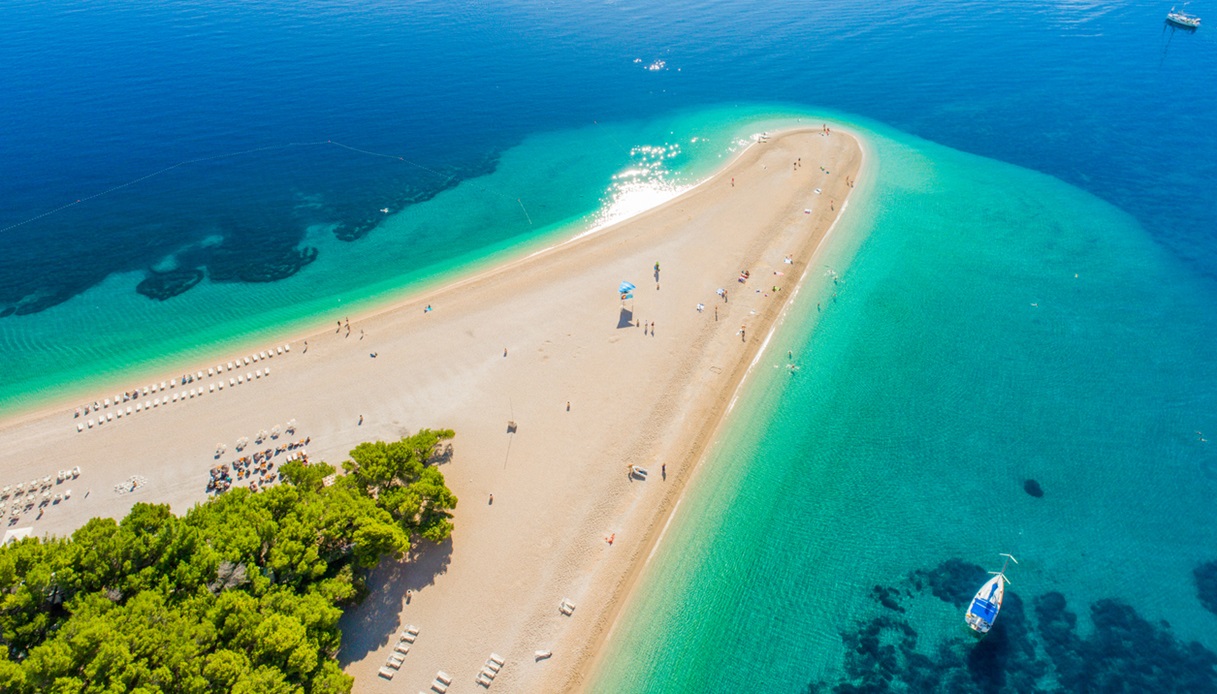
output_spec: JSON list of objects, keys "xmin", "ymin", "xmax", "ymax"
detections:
[{"xmin": 3, "ymin": 0, "xmax": 1216, "ymax": 690}]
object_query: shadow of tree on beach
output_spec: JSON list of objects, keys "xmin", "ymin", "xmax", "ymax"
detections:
[{"xmin": 336, "ymin": 538, "xmax": 454, "ymax": 667}]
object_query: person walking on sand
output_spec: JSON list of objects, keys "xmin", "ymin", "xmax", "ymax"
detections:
[{"xmin": 358, "ymin": 414, "xmax": 363, "ymax": 425}]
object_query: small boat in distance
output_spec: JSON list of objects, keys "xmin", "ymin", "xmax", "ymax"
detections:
[
  {"xmin": 965, "ymin": 553, "xmax": 1018, "ymax": 636},
  {"xmin": 1167, "ymin": 7, "xmax": 1202, "ymax": 28}
]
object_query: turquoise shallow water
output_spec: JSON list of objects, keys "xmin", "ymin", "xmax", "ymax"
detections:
[{"xmin": 592, "ymin": 119, "xmax": 1217, "ymax": 691}]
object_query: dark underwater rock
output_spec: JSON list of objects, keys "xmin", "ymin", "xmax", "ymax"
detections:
[
  {"xmin": 810, "ymin": 564, "xmax": 1217, "ymax": 694},
  {"xmin": 911, "ymin": 559, "xmax": 987, "ymax": 608},
  {"xmin": 136, "ymin": 268, "xmax": 204, "ymax": 301},
  {"xmin": 1023, "ymin": 479, "xmax": 1044, "ymax": 498},
  {"xmin": 1195, "ymin": 561, "xmax": 1217, "ymax": 617},
  {"xmin": 207, "ymin": 246, "xmax": 318, "ymax": 284},
  {"xmin": 871, "ymin": 585, "xmax": 906, "ymax": 613}
]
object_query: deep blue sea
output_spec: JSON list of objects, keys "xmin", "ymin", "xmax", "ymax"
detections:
[{"xmin": 3, "ymin": 0, "xmax": 1217, "ymax": 690}]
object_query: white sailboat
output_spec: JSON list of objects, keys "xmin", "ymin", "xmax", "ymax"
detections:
[{"xmin": 965, "ymin": 553, "xmax": 1018, "ymax": 636}]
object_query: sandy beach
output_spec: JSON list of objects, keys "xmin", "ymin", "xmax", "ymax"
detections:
[{"xmin": 0, "ymin": 127, "xmax": 862, "ymax": 692}]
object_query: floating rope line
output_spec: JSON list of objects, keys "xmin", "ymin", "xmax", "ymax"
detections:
[{"xmin": 1, "ymin": 139, "xmax": 533, "ymax": 234}]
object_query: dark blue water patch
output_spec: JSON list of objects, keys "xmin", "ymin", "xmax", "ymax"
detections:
[
  {"xmin": 809, "ymin": 559, "xmax": 1217, "ymax": 693},
  {"xmin": 0, "ymin": 141, "xmax": 506, "ymax": 312}
]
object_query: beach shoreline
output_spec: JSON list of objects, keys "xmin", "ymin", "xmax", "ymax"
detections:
[
  {"xmin": 565, "ymin": 132, "xmax": 868, "ymax": 692},
  {"xmin": 0, "ymin": 125, "xmax": 864, "ymax": 693}
]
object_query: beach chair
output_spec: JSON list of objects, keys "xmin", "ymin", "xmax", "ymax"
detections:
[
  {"xmin": 377, "ymin": 667, "xmax": 395, "ymax": 680},
  {"xmin": 260, "ymin": 351, "xmax": 267, "ymax": 359},
  {"xmin": 284, "ymin": 343, "xmax": 290, "ymax": 352},
  {"xmin": 77, "ymin": 423, "xmax": 84, "ymax": 432},
  {"xmin": 106, "ymin": 413, "xmax": 113, "ymax": 421},
  {"xmin": 277, "ymin": 346, "xmax": 283, "ymax": 355},
  {"xmin": 196, "ymin": 371, "xmax": 203, "ymax": 380},
  {"xmin": 126, "ymin": 406, "xmax": 132, "ymax": 414},
  {"xmin": 559, "ymin": 598, "xmax": 576, "ymax": 615},
  {"xmin": 388, "ymin": 654, "xmax": 405, "ymax": 668},
  {"xmin": 246, "ymin": 373, "xmax": 253, "ymax": 382},
  {"xmin": 244, "ymin": 356, "xmax": 251, "ymax": 365},
  {"xmin": 489, "ymin": 653, "xmax": 505, "ymax": 668},
  {"xmin": 264, "ymin": 367, "xmax": 271, "ymax": 376},
  {"xmin": 208, "ymin": 368, "xmax": 214, "ymax": 377},
  {"xmin": 476, "ymin": 672, "xmax": 493, "ymax": 687},
  {"xmin": 227, "ymin": 362, "xmax": 234, "ymax": 371},
  {"xmin": 209, "ymin": 384, "xmax": 215, "ymax": 393}
]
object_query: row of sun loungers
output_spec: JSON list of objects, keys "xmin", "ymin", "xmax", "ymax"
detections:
[
  {"xmin": 75, "ymin": 367, "xmax": 274, "ymax": 432},
  {"xmin": 378, "ymin": 625, "xmax": 421, "ymax": 680},
  {"xmin": 72, "ymin": 345, "xmax": 290, "ymax": 432},
  {"xmin": 432, "ymin": 670, "xmax": 453, "ymax": 693},
  {"xmin": 475, "ymin": 653, "xmax": 505, "ymax": 688},
  {"xmin": 1, "ymin": 467, "xmax": 78, "ymax": 501}
]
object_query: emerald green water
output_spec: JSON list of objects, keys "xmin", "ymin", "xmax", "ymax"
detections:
[{"xmin": 592, "ymin": 121, "xmax": 1217, "ymax": 691}]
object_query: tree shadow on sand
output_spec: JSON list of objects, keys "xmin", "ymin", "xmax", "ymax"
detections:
[{"xmin": 337, "ymin": 538, "xmax": 454, "ymax": 666}]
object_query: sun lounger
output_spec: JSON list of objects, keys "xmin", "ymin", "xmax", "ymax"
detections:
[
  {"xmin": 477, "ymin": 672, "xmax": 493, "ymax": 687},
  {"xmin": 489, "ymin": 653, "xmax": 504, "ymax": 666},
  {"xmin": 432, "ymin": 684, "xmax": 448, "ymax": 694},
  {"xmin": 264, "ymin": 367, "xmax": 270, "ymax": 376},
  {"xmin": 377, "ymin": 667, "xmax": 395, "ymax": 680},
  {"xmin": 406, "ymin": 625, "xmax": 420, "ymax": 636},
  {"xmin": 284, "ymin": 344, "xmax": 290, "ymax": 352},
  {"xmin": 255, "ymin": 370, "xmax": 261, "ymax": 378},
  {"xmin": 436, "ymin": 671, "xmax": 452, "ymax": 686},
  {"xmin": 559, "ymin": 599, "xmax": 576, "ymax": 615},
  {"xmin": 106, "ymin": 412, "xmax": 113, "ymax": 421},
  {"xmin": 126, "ymin": 406, "xmax": 132, "ymax": 414},
  {"xmin": 244, "ymin": 357, "xmax": 251, "ymax": 365},
  {"xmin": 260, "ymin": 351, "xmax": 267, "ymax": 359},
  {"xmin": 277, "ymin": 346, "xmax": 283, "ymax": 354},
  {"xmin": 196, "ymin": 371, "xmax": 204, "ymax": 379},
  {"xmin": 535, "ymin": 650, "xmax": 552, "ymax": 660},
  {"xmin": 394, "ymin": 643, "xmax": 410, "ymax": 655},
  {"xmin": 388, "ymin": 653, "xmax": 405, "ymax": 668},
  {"xmin": 401, "ymin": 632, "xmax": 417, "ymax": 644},
  {"xmin": 77, "ymin": 423, "xmax": 84, "ymax": 432}
]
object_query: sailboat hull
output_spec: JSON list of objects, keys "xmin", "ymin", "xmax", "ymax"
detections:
[{"xmin": 965, "ymin": 574, "xmax": 1005, "ymax": 635}]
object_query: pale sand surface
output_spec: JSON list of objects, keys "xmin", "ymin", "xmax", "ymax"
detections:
[{"xmin": 0, "ymin": 127, "xmax": 862, "ymax": 692}]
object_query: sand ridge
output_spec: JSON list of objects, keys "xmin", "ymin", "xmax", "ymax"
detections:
[{"xmin": 0, "ymin": 126, "xmax": 863, "ymax": 693}]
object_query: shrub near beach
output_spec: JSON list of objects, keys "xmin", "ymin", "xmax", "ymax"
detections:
[{"xmin": 0, "ymin": 431, "xmax": 457, "ymax": 694}]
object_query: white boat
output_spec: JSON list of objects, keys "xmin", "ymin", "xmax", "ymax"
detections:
[
  {"xmin": 965, "ymin": 553, "xmax": 1018, "ymax": 635},
  {"xmin": 1167, "ymin": 7, "xmax": 1201, "ymax": 28}
]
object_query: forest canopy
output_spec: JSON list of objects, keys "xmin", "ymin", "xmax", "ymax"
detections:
[{"xmin": 0, "ymin": 430, "xmax": 456, "ymax": 694}]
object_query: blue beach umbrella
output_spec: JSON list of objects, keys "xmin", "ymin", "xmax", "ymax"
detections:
[{"xmin": 618, "ymin": 281, "xmax": 636, "ymax": 294}]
